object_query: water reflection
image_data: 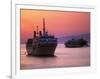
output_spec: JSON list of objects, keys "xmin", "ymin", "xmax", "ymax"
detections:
[{"xmin": 20, "ymin": 44, "xmax": 90, "ymax": 69}]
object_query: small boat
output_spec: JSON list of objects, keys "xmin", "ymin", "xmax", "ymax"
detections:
[{"xmin": 64, "ymin": 38, "xmax": 88, "ymax": 48}]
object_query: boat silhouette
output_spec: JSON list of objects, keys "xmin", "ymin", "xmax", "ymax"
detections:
[
  {"xmin": 26, "ymin": 18, "xmax": 57, "ymax": 57},
  {"xmin": 64, "ymin": 38, "xmax": 88, "ymax": 48}
]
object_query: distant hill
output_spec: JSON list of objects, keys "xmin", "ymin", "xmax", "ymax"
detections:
[{"xmin": 58, "ymin": 33, "xmax": 90, "ymax": 43}]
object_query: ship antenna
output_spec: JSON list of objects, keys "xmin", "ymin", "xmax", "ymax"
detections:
[
  {"xmin": 43, "ymin": 18, "xmax": 46, "ymax": 34},
  {"xmin": 37, "ymin": 25, "xmax": 39, "ymax": 36}
]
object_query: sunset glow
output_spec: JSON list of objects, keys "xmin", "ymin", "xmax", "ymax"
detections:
[{"xmin": 20, "ymin": 9, "xmax": 90, "ymax": 43}]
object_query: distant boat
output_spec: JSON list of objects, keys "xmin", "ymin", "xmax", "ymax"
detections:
[
  {"xmin": 64, "ymin": 38, "xmax": 88, "ymax": 48},
  {"xmin": 26, "ymin": 18, "xmax": 57, "ymax": 57}
]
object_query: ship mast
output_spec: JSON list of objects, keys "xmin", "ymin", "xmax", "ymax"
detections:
[
  {"xmin": 43, "ymin": 18, "xmax": 46, "ymax": 35},
  {"xmin": 37, "ymin": 25, "xmax": 39, "ymax": 37}
]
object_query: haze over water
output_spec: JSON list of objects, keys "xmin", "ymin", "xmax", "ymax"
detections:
[{"xmin": 20, "ymin": 44, "xmax": 90, "ymax": 69}]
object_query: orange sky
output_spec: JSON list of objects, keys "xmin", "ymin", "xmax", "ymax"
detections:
[{"xmin": 20, "ymin": 9, "xmax": 90, "ymax": 43}]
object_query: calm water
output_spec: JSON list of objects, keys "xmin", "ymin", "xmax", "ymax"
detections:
[{"xmin": 20, "ymin": 44, "xmax": 90, "ymax": 69}]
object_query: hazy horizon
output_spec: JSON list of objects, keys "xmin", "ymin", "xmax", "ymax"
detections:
[{"xmin": 20, "ymin": 33, "xmax": 90, "ymax": 44}]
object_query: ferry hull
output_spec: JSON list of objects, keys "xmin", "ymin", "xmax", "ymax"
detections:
[{"xmin": 26, "ymin": 43, "xmax": 57, "ymax": 57}]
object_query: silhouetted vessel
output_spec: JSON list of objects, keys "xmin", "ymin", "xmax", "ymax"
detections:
[
  {"xmin": 64, "ymin": 38, "xmax": 88, "ymax": 48},
  {"xmin": 26, "ymin": 18, "xmax": 57, "ymax": 56}
]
